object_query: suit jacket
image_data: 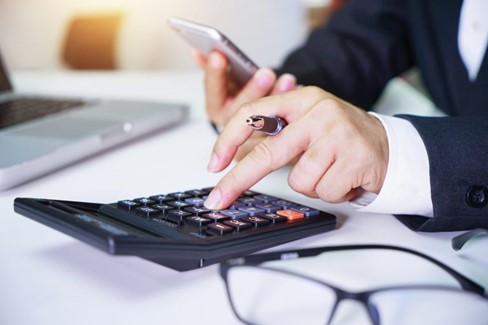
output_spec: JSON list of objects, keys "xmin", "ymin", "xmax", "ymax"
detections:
[{"xmin": 277, "ymin": 0, "xmax": 488, "ymax": 231}]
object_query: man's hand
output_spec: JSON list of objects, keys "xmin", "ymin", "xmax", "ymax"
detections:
[
  {"xmin": 193, "ymin": 50, "xmax": 297, "ymax": 160},
  {"xmin": 193, "ymin": 50, "xmax": 297, "ymax": 127},
  {"xmin": 204, "ymin": 86, "xmax": 390, "ymax": 210}
]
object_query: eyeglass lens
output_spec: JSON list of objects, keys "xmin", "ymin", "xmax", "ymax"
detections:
[
  {"xmin": 227, "ymin": 266, "xmax": 336, "ymax": 324},
  {"xmin": 369, "ymin": 288, "xmax": 488, "ymax": 325},
  {"xmin": 226, "ymin": 266, "xmax": 488, "ymax": 325}
]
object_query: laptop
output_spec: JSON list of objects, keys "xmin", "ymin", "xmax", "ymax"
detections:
[{"xmin": 0, "ymin": 53, "xmax": 188, "ymax": 190}]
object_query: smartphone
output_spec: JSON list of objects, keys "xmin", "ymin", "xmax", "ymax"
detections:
[{"xmin": 168, "ymin": 17, "xmax": 259, "ymax": 86}]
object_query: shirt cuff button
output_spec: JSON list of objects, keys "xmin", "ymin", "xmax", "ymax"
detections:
[{"xmin": 466, "ymin": 185, "xmax": 488, "ymax": 208}]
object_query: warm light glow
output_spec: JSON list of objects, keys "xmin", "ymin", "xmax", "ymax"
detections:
[{"xmin": 0, "ymin": 0, "xmax": 308, "ymax": 70}]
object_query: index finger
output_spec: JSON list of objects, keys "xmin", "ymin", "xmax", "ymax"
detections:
[
  {"xmin": 208, "ymin": 87, "xmax": 315, "ymax": 172},
  {"xmin": 204, "ymin": 87, "xmax": 323, "ymax": 210},
  {"xmin": 204, "ymin": 122, "xmax": 306, "ymax": 210}
]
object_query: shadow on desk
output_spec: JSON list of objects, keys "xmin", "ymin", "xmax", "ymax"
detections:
[{"xmin": 33, "ymin": 241, "xmax": 216, "ymax": 296}]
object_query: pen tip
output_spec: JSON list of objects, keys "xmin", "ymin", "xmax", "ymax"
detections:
[{"xmin": 246, "ymin": 115, "xmax": 265, "ymax": 129}]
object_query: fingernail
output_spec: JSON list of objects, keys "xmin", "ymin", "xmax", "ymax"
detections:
[
  {"xmin": 209, "ymin": 53, "xmax": 224, "ymax": 69},
  {"xmin": 207, "ymin": 153, "xmax": 219, "ymax": 172},
  {"xmin": 205, "ymin": 188, "xmax": 222, "ymax": 209},
  {"xmin": 254, "ymin": 69, "xmax": 274, "ymax": 89},
  {"xmin": 278, "ymin": 74, "xmax": 296, "ymax": 92}
]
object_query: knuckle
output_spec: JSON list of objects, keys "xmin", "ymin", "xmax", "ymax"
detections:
[
  {"xmin": 287, "ymin": 171, "xmax": 304, "ymax": 193},
  {"xmin": 248, "ymin": 140, "xmax": 279, "ymax": 171},
  {"xmin": 288, "ymin": 176, "xmax": 316, "ymax": 198},
  {"xmin": 238, "ymin": 100, "xmax": 258, "ymax": 117},
  {"xmin": 305, "ymin": 97, "xmax": 344, "ymax": 128},
  {"xmin": 315, "ymin": 184, "xmax": 337, "ymax": 203},
  {"xmin": 301, "ymin": 85, "xmax": 325, "ymax": 99},
  {"xmin": 223, "ymin": 169, "xmax": 240, "ymax": 189},
  {"xmin": 234, "ymin": 135, "xmax": 265, "ymax": 161},
  {"xmin": 288, "ymin": 162, "xmax": 311, "ymax": 194},
  {"xmin": 316, "ymin": 97, "xmax": 343, "ymax": 116}
]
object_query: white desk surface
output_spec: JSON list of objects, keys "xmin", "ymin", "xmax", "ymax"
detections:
[{"xmin": 1, "ymin": 70, "xmax": 487, "ymax": 325}]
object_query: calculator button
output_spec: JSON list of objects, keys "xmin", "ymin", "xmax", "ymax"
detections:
[
  {"xmin": 272, "ymin": 200, "xmax": 296, "ymax": 209},
  {"xmin": 168, "ymin": 200, "xmax": 192, "ymax": 209},
  {"xmin": 207, "ymin": 222, "xmax": 233, "ymax": 236},
  {"xmin": 242, "ymin": 190, "xmax": 257, "ymax": 196},
  {"xmin": 186, "ymin": 216, "xmax": 212, "ymax": 227},
  {"xmin": 224, "ymin": 219, "xmax": 252, "ymax": 231},
  {"xmin": 185, "ymin": 189, "xmax": 210, "ymax": 196},
  {"xmin": 291, "ymin": 206, "xmax": 320, "ymax": 217},
  {"xmin": 166, "ymin": 210, "xmax": 193, "ymax": 223},
  {"xmin": 203, "ymin": 212, "xmax": 230, "ymax": 222},
  {"xmin": 255, "ymin": 203, "xmax": 281, "ymax": 213},
  {"xmin": 220, "ymin": 209, "xmax": 249, "ymax": 219},
  {"xmin": 237, "ymin": 197, "xmax": 259, "ymax": 205},
  {"xmin": 243, "ymin": 216, "xmax": 271, "ymax": 227},
  {"xmin": 149, "ymin": 194, "xmax": 173, "ymax": 203},
  {"xmin": 117, "ymin": 200, "xmax": 140, "ymax": 211},
  {"xmin": 277, "ymin": 209, "xmax": 305, "ymax": 221},
  {"xmin": 135, "ymin": 206, "xmax": 160, "ymax": 218},
  {"xmin": 184, "ymin": 206, "xmax": 211, "ymax": 216},
  {"xmin": 168, "ymin": 192, "xmax": 192, "ymax": 200},
  {"xmin": 237, "ymin": 206, "xmax": 266, "ymax": 216},
  {"xmin": 153, "ymin": 204, "xmax": 174, "ymax": 215},
  {"xmin": 184, "ymin": 197, "xmax": 205, "ymax": 207},
  {"xmin": 262, "ymin": 212, "xmax": 288, "ymax": 223},
  {"xmin": 229, "ymin": 202, "xmax": 246, "ymax": 210},
  {"xmin": 254, "ymin": 194, "xmax": 278, "ymax": 203},
  {"xmin": 135, "ymin": 198, "xmax": 156, "ymax": 206}
]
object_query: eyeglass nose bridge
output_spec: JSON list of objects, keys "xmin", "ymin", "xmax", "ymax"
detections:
[{"xmin": 326, "ymin": 290, "xmax": 380, "ymax": 325}]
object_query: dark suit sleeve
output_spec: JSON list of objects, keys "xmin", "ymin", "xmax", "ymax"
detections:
[
  {"xmin": 275, "ymin": 0, "xmax": 414, "ymax": 109},
  {"xmin": 395, "ymin": 115, "xmax": 488, "ymax": 231}
]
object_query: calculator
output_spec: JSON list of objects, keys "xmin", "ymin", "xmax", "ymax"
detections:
[{"xmin": 14, "ymin": 188, "xmax": 337, "ymax": 271}]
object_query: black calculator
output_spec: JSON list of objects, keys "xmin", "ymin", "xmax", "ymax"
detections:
[{"xmin": 14, "ymin": 188, "xmax": 337, "ymax": 271}]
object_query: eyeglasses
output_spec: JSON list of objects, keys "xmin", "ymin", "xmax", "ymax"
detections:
[
  {"xmin": 452, "ymin": 228, "xmax": 488, "ymax": 251},
  {"xmin": 219, "ymin": 244, "xmax": 488, "ymax": 325}
]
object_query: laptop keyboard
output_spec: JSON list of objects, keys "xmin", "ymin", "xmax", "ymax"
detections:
[{"xmin": 0, "ymin": 97, "xmax": 85, "ymax": 128}]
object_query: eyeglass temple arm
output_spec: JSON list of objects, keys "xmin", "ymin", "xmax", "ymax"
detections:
[
  {"xmin": 221, "ymin": 244, "xmax": 486, "ymax": 296},
  {"xmin": 452, "ymin": 229, "xmax": 488, "ymax": 251}
]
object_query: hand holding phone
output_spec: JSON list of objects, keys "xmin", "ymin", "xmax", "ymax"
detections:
[{"xmin": 168, "ymin": 17, "xmax": 259, "ymax": 86}]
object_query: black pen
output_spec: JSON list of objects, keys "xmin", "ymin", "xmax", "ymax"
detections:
[{"xmin": 246, "ymin": 115, "xmax": 287, "ymax": 135}]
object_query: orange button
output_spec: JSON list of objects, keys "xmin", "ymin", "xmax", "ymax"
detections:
[{"xmin": 276, "ymin": 209, "xmax": 304, "ymax": 221}]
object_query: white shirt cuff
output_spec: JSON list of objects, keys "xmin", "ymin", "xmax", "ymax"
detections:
[{"xmin": 351, "ymin": 113, "xmax": 434, "ymax": 217}]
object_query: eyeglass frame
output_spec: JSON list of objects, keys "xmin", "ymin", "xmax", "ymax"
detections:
[
  {"xmin": 452, "ymin": 228, "xmax": 488, "ymax": 251},
  {"xmin": 219, "ymin": 244, "xmax": 488, "ymax": 325}
]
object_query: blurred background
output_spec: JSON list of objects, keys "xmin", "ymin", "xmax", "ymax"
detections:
[{"xmin": 0, "ymin": 0, "xmax": 336, "ymax": 71}]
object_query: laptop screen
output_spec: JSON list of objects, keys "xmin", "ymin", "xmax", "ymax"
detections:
[{"xmin": 0, "ymin": 52, "xmax": 13, "ymax": 92}]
